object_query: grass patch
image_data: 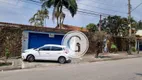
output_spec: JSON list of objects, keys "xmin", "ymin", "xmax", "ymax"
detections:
[{"xmin": 0, "ymin": 62, "xmax": 12, "ymax": 66}]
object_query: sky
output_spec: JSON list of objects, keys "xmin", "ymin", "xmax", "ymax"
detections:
[{"xmin": 0, "ymin": 0, "xmax": 142, "ymax": 28}]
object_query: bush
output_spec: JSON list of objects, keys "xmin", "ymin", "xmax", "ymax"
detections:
[
  {"xmin": 5, "ymin": 48, "xmax": 10, "ymax": 59},
  {"xmin": 131, "ymin": 47, "xmax": 136, "ymax": 52},
  {"xmin": 110, "ymin": 43, "xmax": 117, "ymax": 53}
]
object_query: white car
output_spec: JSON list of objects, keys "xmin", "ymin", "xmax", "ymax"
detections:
[{"xmin": 22, "ymin": 44, "xmax": 72, "ymax": 64}]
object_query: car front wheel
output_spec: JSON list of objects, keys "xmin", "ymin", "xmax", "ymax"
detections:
[
  {"xmin": 27, "ymin": 55, "xmax": 35, "ymax": 62},
  {"xmin": 58, "ymin": 57, "xmax": 66, "ymax": 64}
]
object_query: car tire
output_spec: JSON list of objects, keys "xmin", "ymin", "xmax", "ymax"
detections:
[
  {"xmin": 58, "ymin": 57, "xmax": 66, "ymax": 64},
  {"xmin": 27, "ymin": 55, "xmax": 35, "ymax": 62}
]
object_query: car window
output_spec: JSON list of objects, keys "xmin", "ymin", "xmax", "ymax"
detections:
[
  {"xmin": 39, "ymin": 46, "xmax": 51, "ymax": 51},
  {"xmin": 51, "ymin": 46, "xmax": 63, "ymax": 51}
]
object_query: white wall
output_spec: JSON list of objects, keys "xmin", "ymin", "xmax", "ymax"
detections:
[{"xmin": 22, "ymin": 31, "xmax": 29, "ymax": 52}]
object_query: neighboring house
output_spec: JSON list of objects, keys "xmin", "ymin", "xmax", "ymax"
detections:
[
  {"xmin": 55, "ymin": 24, "xmax": 88, "ymax": 32},
  {"xmin": 136, "ymin": 30, "xmax": 142, "ymax": 51}
]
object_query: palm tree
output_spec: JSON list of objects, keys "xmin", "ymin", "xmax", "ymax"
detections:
[
  {"xmin": 41, "ymin": 0, "xmax": 78, "ymax": 28},
  {"xmin": 29, "ymin": 8, "xmax": 49, "ymax": 27},
  {"xmin": 60, "ymin": 12, "xmax": 65, "ymax": 27},
  {"xmin": 54, "ymin": 11, "xmax": 60, "ymax": 26},
  {"xmin": 29, "ymin": 17, "xmax": 35, "ymax": 25}
]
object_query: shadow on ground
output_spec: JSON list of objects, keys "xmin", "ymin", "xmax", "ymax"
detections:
[
  {"xmin": 98, "ymin": 56, "xmax": 112, "ymax": 58},
  {"xmin": 34, "ymin": 60, "xmax": 58, "ymax": 63},
  {"xmin": 135, "ymin": 73, "xmax": 142, "ymax": 76},
  {"xmin": 24, "ymin": 60, "xmax": 71, "ymax": 64}
]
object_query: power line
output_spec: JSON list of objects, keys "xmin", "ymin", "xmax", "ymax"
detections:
[
  {"xmin": 78, "ymin": 8, "xmax": 110, "ymax": 16},
  {"xmin": 26, "ymin": 0, "xmax": 109, "ymax": 18},
  {"xmin": 78, "ymin": 2, "xmax": 127, "ymax": 15},
  {"xmin": 27, "ymin": 0, "xmax": 127, "ymax": 15},
  {"xmin": 15, "ymin": 0, "xmax": 105, "ymax": 16},
  {"xmin": 21, "ymin": 0, "xmax": 41, "ymax": 6},
  {"xmin": 26, "ymin": 0, "xmax": 119, "ymax": 17},
  {"xmin": 86, "ymin": 0, "xmax": 127, "ymax": 8},
  {"xmin": 131, "ymin": 2, "xmax": 142, "ymax": 12},
  {"xmin": 63, "ymin": 8, "xmax": 108, "ymax": 18},
  {"xmin": 17, "ymin": 0, "xmax": 106, "ymax": 19},
  {"xmin": 77, "ymin": 10, "xmax": 101, "ymax": 17}
]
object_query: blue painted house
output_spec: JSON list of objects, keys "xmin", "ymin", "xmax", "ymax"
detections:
[{"xmin": 22, "ymin": 31, "xmax": 64, "ymax": 51}]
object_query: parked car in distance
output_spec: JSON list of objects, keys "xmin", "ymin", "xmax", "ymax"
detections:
[{"xmin": 22, "ymin": 44, "xmax": 72, "ymax": 64}]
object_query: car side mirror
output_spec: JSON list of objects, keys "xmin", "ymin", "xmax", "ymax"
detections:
[{"xmin": 36, "ymin": 48, "xmax": 40, "ymax": 51}]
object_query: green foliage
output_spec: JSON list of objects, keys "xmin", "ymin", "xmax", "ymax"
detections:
[
  {"xmin": 137, "ymin": 20, "xmax": 142, "ymax": 30},
  {"xmin": 41, "ymin": 0, "xmax": 78, "ymax": 27},
  {"xmin": 92, "ymin": 31, "xmax": 106, "ymax": 42},
  {"xmin": 86, "ymin": 23, "xmax": 98, "ymax": 32},
  {"xmin": 101, "ymin": 15, "xmax": 137, "ymax": 37},
  {"xmin": 80, "ymin": 27, "xmax": 84, "ymax": 31},
  {"xmin": 29, "ymin": 8, "xmax": 49, "ymax": 27},
  {"xmin": 0, "ymin": 62, "xmax": 12, "ymax": 66},
  {"xmin": 126, "ymin": 35, "xmax": 136, "ymax": 43},
  {"xmin": 5, "ymin": 48, "xmax": 10, "ymax": 59},
  {"xmin": 131, "ymin": 47, "xmax": 136, "ymax": 52},
  {"xmin": 111, "ymin": 43, "xmax": 117, "ymax": 49},
  {"xmin": 110, "ymin": 43, "xmax": 117, "ymax": 53}
]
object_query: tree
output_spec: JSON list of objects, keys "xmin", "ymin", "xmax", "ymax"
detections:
[
  {"xmin": 29, "ymin": 8, "xmax": 49, "ymax": 27},
  {"xmin": 101, "ymin": 16, "xmax": 138, "ymax": 55},
  {"xmin": 41, "ymin": 0, "xmax": 78, "ymax": 28},
  {"xmin": 86, "ymin": 23, "xmax": 98, "ymax": 32},
  {"xmin": 93, "ymin": 31, "xmax": 106, "ymax": 58},
  {"xmin": 60, "ymin": 12, "xmax": 65, "ymax": 27},
  {"xmin": 137, "ymin": 20, "xmax": 142, "ymax": 30},
  {"xmin": 101, "ymin": 16, "xmax": 121, "ymax": 36},
  {"xmin": 101, "ymin": 15, "xmax": 135, "ymax": 37}
]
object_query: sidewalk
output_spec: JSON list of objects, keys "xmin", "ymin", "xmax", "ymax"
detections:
[
  {"xmin": 80, "ymin": 52, "xmax": 142, "ymax": 63},
  {"xmin": 0, "ymin": 52, "xmax": 142, "ymax": 71}
]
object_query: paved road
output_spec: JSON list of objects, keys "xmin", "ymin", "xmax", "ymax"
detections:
[{"xmin": 0, "ymin": 58, "xmax": 142, "ymax": 80}]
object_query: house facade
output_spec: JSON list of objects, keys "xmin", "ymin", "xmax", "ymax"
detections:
[
  {"xmin": 0, "ymin": 22, "xmax": 69, "ymax": 57},
  {"xmin": 0, "ymin": 22, "xmax": 91, "ymax": 57}
]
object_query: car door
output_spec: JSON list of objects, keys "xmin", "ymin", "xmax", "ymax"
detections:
[
  {"xmin": 49, "ymin": 46, "xmax": 63, "ymax": 60},
  {"xmin": 38, "ymin": 46, "xmax": 51, "ymax": 60}
]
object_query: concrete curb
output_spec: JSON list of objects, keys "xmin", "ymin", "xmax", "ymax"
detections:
[{"xmin": 88, "ymin": 55, "xmax": 142, "ymax": 63}]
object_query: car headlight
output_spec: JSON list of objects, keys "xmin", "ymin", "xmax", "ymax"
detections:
[{"xmin": 23, "ymin": 50, "xmax": 28, "ymax": 53}]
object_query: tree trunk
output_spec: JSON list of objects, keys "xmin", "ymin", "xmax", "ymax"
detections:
[
  {"xmin": 95, "ymin": 51, "xmax": 100, "ymax": 58},
  {"xmin": 61, "ymin": 17, "xmax": 65, "ymax": 26},
  {"xmin": 57, "ymin": 18, "xmax": 59, "ymax": 27},
  {"xmin": 137, "ymin": 40, "xmax": 140, "ymax": 54},
  {"xmin": 59, "ymin": 16, "xmax": 62, "ymax": 29},
  {"xmin": 59, "ymin": 6, "xmax": 63, "ymax": 29},
  {"xmin": 127, "ymin": 41, "xmax": 132, "ymax": 55}
]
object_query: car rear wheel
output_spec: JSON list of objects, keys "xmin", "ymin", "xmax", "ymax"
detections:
[
  {"xmin": 27, "ymin": 55, "xmax": 35, "ymax": 62},
  {"xmin": 58, "ymin": 57, "xmax": 66, "ymax": 64}
]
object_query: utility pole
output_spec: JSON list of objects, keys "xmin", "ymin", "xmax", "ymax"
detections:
[
  {"xmin": 128, "ymin": 0, "xmax": 132, "ymax": 36},
  {"xmin": 128, "ymin": 0, "xmax": 132, "ymax": 55},
  {"xmin": 99, "ymin": 15, "xmax": 102, "ymax": 31}
]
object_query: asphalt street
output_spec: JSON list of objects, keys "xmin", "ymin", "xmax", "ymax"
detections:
[{"xmin": 0, "ymin": 58, "xmax": 142, "ymax": 80}]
